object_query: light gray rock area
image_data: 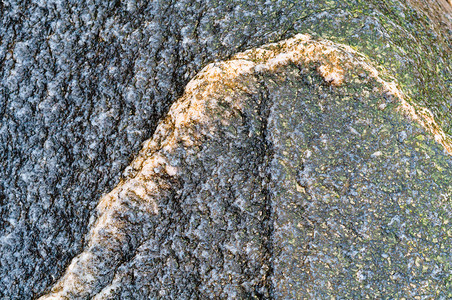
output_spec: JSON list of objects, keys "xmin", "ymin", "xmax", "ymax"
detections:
[{"xmin": 0, "ymin": 0, "xmax": 451, "ymax": 299}]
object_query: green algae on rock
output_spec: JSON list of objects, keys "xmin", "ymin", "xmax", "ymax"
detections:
[{"xmin": 40, "ymin": 35, "xmax": 452, "ymax": 299}]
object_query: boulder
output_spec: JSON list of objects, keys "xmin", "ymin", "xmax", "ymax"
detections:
[
  {"xmin": 0, "ymin": 0, "xmax": 451, "ymax": 298},
  {"xmin": 41, "ymin": 35, "xmax": 452, "ymax": 299}
]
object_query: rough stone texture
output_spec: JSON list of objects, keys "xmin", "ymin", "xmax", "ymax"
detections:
[
  {"xmin": 40, "ymin": 35, "xmax": 452, "ymax": 299},
  {"xmin": 0, "ymin": 0, "xmax": 451, "ymax": 299}
]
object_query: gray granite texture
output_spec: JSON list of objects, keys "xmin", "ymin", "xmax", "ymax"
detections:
[
  {"xmin": 0, "ymin": 0, "xmax": 451, "ymax": 299},
  {"xmin": 39, "ymin": 34, "xmax": 452, "ymax": 299}
]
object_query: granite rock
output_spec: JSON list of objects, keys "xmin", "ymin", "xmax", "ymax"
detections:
[
  {"xmin": 40, "ymin": 35, "xmax": 452, "ymax": 299},
  {"xmin": 0, "ymin": 0, "xmax": 451, "ymax": 299}
]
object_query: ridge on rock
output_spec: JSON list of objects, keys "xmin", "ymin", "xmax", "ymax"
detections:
[
  {"xmin": 2, "ymin": 1, "xmax": 451, "ymax": 298},
  {"xmin": 40, "ymin": 35, "xmax": 452, "ymax": 299}
]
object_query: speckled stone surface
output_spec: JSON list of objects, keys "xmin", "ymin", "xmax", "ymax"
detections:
[
  {"xmin": 1, "ymin": 0, "xmax": 451, "ymax": 299},
  {"xmin": 39, "ymin": 35, "xmax": 452, "ymax": 299}
]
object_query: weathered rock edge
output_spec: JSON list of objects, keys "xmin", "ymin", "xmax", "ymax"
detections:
[{"xmin": 40, "ymin": 34, "xmax": 451, "ymax": 299}]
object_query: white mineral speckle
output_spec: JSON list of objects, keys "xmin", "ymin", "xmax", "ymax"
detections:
[{"xmin": 371, "ymin": 151, "xmax": 383, "ymax": 158}]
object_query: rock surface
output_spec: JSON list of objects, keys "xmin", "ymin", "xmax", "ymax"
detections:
[
  {"xmin": 0, "ymin": 0, "xmax": 451, "ymax": 299},
  {"xmin": 41, "ymin": 35, "xmax": 452, "ymax": 299}
]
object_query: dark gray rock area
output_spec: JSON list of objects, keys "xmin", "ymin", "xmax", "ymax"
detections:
[
  {"xmin": 0, "ymin": 0, "xmax": 451, "ymax": 299},
  {"xmin": 40, "ymin": 36, "xmax": 452, "ymax": 299}
]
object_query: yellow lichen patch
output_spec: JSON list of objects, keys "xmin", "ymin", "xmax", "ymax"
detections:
[{"xmin": 317, "ymin": 64, "xmax": 345, "ymax": 86}]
